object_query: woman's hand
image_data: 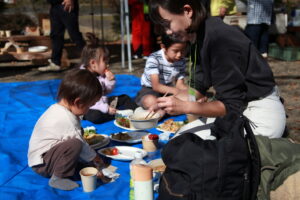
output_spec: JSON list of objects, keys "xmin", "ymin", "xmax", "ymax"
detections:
[{"xmin": 157, "ymin": 96, "xmax": 186, "ymax": 115}]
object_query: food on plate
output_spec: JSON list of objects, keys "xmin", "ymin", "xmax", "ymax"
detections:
[
  {"xmin": 111, "ymin": 132, "xmax": 132, "ymax": 140},
  {"xmin": 157, "ymin": 119, "xmax": 185, "ymax": 132},
  {"xmin": 83, "ymin": 126, "xmax": 105, "ymax": 145},
  {"xmin": 148, "ymin": 134, "xmax": 159, "ymax": 140},
  {"xmin": 111, "ymin": 147, "xmax": 119, "ymax": 155},
  {"xmin": 116, "ymin": 117, "xmax": 131, "ymax": 128},
  {"xmin": 101, "ymin": 147, "xmax": 119, "ymax": 156},
  {"xmin": 153, "ymin": 165, "xmax": 166, "ymax": 173}
]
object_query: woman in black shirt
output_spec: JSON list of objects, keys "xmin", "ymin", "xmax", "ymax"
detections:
[{"xmin": 149, "ymin": 0, "xmax": 286, "ymax": 138}]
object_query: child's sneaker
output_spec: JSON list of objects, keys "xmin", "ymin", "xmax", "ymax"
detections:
[{"xmin": 38, "ymin": 59, "xmax": 61, "ymax": 72}]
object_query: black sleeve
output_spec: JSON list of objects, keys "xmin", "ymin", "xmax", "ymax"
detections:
[{"xmin": 208, "ymin": 34, "xmax": 248, "ymax": 113}]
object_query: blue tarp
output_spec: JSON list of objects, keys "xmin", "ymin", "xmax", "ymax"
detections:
[{"xmin": 0, "ymin": 75, "xmax": 185, "ymax": 200}]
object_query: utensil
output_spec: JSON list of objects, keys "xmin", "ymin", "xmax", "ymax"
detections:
[{"xmin": 145, "ymin": 92, "xmax": 169, "ymax": 120}]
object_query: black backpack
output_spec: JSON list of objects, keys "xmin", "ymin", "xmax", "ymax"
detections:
[{"xmin": 158, "ymin": 113, "xmax": 260, "ymax": 200}]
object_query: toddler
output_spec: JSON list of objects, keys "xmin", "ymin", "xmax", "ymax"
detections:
[
  {"xmin": 28, "ymin": 69, "xmax": 105, "ymax": 191},
  {"xmin": 81, "ymin": 33, "xmax": 138, "ymax": 124}
]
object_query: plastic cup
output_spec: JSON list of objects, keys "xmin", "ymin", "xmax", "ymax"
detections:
[
  {"xmin": 142, "ymin": 136, "xmax": 159, "ymax": 152},
  {"xmin": 79, "ymin": 167, "xmax": 98, "ymax": 192},
  {"xmin": 186, "ymin": 114, "xmax": 199, "ymax": 123}
]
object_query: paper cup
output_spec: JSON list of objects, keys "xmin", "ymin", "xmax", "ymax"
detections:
[
  {"xmin": 79, "ymin": 167, "xmax": 98, "ymax": 192},
  {"xmin": 142, "ymin": 136, "xmax": 159, "ymax": 152},
  {"xmin": 186, "ymin": 114, "xmax": 199, "ymax": 123}
]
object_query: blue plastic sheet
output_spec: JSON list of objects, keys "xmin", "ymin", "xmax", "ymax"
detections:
[{"xmin": 0, "ymin": 75, "xmax": 185, "ymax": 200}]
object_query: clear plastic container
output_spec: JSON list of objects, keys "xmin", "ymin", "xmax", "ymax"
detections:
[{"xmin": 129, "ymin": 152, "xmax": 147, "ymax": 200}]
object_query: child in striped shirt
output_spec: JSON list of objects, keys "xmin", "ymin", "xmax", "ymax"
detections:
[{"xmin": 135, "ymin": 34, "xmax": 189, "ymax": 115}]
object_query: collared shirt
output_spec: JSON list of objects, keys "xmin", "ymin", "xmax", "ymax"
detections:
[
  {"xmin": 141, "ymin": 49, "xmax": 186, "ymax": 88},
  {"xmin": 247, "ymin": 0, "xmax": 274, "ymax": 25}
]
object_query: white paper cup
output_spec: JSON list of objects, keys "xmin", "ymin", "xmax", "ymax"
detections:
[
  {"xmin": 142, "ymin": 136, "xmax": 159, "ymax": 152},
  {"xmin": 79, "ymin": 167, "xmax": 98, "ymax": 192},
  {"xmin": 186, "ymin": 114, "xmax": 199, "ymax": 123}
]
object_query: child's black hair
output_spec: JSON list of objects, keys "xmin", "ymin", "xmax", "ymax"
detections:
[
  {"xmin": 57, "ymin": 68, "xmax": 102, "ymax": 106},
  {"xmin": 80, "ymin": 32, "xmax": 110, "ymax": 69},
  {"xmin": 161, "ymin": 33, "xmax": 186, "ymax": 49}
]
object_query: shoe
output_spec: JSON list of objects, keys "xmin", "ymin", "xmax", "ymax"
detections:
[
  {"xmin": 261, "ymin": 53, "xmax": 268, "ymax": 58},
  {"xmin": 132, "ymin": 54, "xmax": 140, "ymax": 60},
  {"xmin": 38, "ymin": 59, "xmax": 61, "ymax": 72},
  {"xmin": 142, "ymin": 56, "xmax": 149, "ymax": 60}
]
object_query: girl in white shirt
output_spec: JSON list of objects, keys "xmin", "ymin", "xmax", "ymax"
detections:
[{"xmin": 28, "ymin": 69, "xmax": 106, "ymax": 191}]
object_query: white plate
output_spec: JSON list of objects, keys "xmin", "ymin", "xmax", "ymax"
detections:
[
  {"xmin": 98, "ymin": 146, "xmax": 147, "ymax": 161},
  {"xmin": 113, "ymin": 120, "xmax": 141, "ymax": 131},
  {"xmin": 110, "ymin": 131, "xmax": 149, "ymax": 143},
  {"xmin": 89, "ymin": 134, "xmax": 110, "ymax": 149},
  {"xmin": 156, "ymin": 121, "xmax": 185, "ymax": 134},
  {"xmin": 28, "ymin": 46, "xmax": 48, "ymax": 53}
]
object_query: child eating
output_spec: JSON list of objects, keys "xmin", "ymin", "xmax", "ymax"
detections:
[{"xmin": 28, "ymin": 69, "xmax": 105, "ymax": 191}]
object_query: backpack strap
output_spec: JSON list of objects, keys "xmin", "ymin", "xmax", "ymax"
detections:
[
  {"xmin": 174, "ymin": 123, "xmax": 213, "ymax": 136},
  {"xmin": 244, "ymin": 116, "xmax": 261, "ymax": 200}
]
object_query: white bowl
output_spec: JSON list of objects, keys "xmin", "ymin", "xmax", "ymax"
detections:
[
  {"xmin": 129, "ymin": 112, "xmax": 160, "ymax": 130},
  {"xmin": 28, "ymin": 46, "xmax": 48, "ymax": 53}
]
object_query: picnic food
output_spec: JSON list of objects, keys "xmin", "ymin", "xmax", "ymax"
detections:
[
  {"xmin": 101, "ymin": 147, "xmax": 119, "ymax": 156},
  {"xmin": 116, "ymin": 117, "xmax": 131, "ymax": 128},
  {"xmin": 153, "ymin": 165, "xmax": 166, "ymax": 173},
  {"xmin": 83, "ymin": 126, "xmax": 105, "ymax": 145},
  {"xmin": 148, "ymin": 134, "xmax": 159, "ymax": 140},
  {"xmin": 157, "ymin": 119, "xmax": 185, "ymax": 132},
  {"xmin": 111, "ymin": 132, "xmax": 132, "ymax": 140},
  {"xmin": 111, "ymin": 148, "xmax": 119, "ymax": 155}
]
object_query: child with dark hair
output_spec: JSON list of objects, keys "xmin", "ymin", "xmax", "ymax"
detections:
[
  {"xmin": 80, "ymin": 33, "xmax": 138, "ymax": 124},
  {"xmin": 135, "ymin": 34, "xmax": 189, "ymax": 113},
  {"xmin": 28, "ymin": 69, "xmax": 105, "ymax": 191}
]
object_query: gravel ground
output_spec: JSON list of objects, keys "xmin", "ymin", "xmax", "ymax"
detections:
[{"xmin": 0, "ymin": 49, "xmax": 299, "ymax": 142}]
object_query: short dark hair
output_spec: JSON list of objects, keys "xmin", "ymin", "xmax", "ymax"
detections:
[
  {"xmin": 57, "ymin": 69, "xmax": 102, "ymax": 106},
  {"xmin": 161, "ymin": 33, "xmax": 186, "ymax": 49},
  {"xmin": 149, "ymin": 0, "xmax": 208, "ymax": 33},
  {"xmin": 81, "ymin": 32, "xmax": 110, "ymax": 69}
]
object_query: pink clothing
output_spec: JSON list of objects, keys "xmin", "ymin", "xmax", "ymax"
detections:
[
  {"xmin": 80, "ymin": 66, "xmax": 116, "ymax": 113},
  {"xmin": 90, "ymin": 75, "xmax": 115, "ymax": 113}
]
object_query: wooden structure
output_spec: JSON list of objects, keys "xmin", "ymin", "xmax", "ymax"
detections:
[{"xmin": 0, "ymin": 35, "xmax": 51, "ymax": 67}]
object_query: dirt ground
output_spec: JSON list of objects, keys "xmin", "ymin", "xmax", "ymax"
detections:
[{"xmin": 0, "ymin": 44, "xmax": 299, "ymax": 142}]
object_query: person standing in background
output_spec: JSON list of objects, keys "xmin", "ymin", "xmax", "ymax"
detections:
[
  {"xmin": 129, "ymin": 0, "xmax": 153, "ymax": 60},
  {"xmin": 39, "ymin": 0, "xmax": 86, "ymax": 72},
  {"xmin": 244, "ymin": 0, "xmax": 274, "ymax": 58},
  {"xmin": 210, "ymin": 0, "xmax": 237, "ymax": 18}
]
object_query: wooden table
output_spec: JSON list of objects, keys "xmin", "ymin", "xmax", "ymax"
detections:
[{"xmin": 0, "ymin": 35, "xmax": 51, "ymax": 67}]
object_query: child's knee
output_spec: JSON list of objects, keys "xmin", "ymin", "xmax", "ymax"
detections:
[{"xmin": 141, "ymin": 95, "xmax": 157, "ymax": 108}]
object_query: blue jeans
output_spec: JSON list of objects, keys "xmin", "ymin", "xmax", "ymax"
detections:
[{"xmin": 244, "ymin": 24, "xmax": 270, "ymax": 54}]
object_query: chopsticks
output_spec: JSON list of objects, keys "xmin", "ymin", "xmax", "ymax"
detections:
[{"xmin": 145, "ymin": 92, "xmax": 169, "ymax": 119}]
